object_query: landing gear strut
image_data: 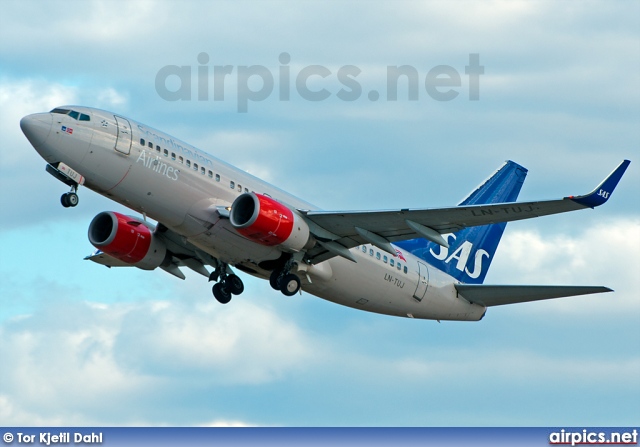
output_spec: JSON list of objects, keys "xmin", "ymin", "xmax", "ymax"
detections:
[
  {"xmin": 209, "ymin": 262, "xmax": 244, "ymax": 304},
  {"xmin": 269, "ymin": 257, "xmax": 302, "ymax": 296}
]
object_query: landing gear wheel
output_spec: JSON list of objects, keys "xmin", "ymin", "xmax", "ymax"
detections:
[
  {"xmin": 212, "ymin": 282, "xmax": 232, "ymax": 304},
  {"xmin": 60, "ymin": 192, "xmax": 79, "ymax": 208},
  {"xmin": 223, "ymin": 274, "xmax": 244, "ymax": 295},
  {"xmin": 281, "ymin": 274, "xmax": 301, "ymax": 296},
  {"xmin": 67, "ymin": 192, "xmax": 79, "ymax": 207},
  {"xmin": 269, "ymin": 269, "xmax": 283, "ymax": 290}
]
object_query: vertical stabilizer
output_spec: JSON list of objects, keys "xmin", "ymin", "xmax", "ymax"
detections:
[{"xmin": 395, "ymin": 161, "xmax": 528, "ymax": 284}]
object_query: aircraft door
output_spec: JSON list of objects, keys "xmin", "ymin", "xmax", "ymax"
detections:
[
  {"xmin": 114, "ymin": 115, "xmax": 132, "ymax": 155},
  {"xmin": 413, "ymin": 261, "xmax": 429, "ymax": 301}
]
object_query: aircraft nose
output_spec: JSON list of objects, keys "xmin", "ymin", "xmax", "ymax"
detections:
[{"xmin": 20, "ymin": 113, "xmax": 52, "ymax": 148}]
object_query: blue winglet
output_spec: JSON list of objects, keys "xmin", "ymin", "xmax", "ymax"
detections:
[{"xmin": 569, "ymin": 160, "xmax": 630, "ymax": 208}]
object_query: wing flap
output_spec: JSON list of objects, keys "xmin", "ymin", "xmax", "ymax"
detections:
[{"xmin": 455, "ymin": 284, "xmax": 613, "ymax": 307}]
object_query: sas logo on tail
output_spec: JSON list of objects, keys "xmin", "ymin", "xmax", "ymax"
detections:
[{"xmin": 429, "ymin": 234, "xmax": 489, "ymax": 279}]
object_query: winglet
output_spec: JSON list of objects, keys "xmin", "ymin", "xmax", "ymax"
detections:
[{"xmin": 569, "ymin": 159, "xmax": 630, "ymax": 208}]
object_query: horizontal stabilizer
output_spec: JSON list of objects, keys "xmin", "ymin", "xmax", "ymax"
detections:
[{"xmin": 455, "ymin": 284, "xmax": 613, "ymax": 307}]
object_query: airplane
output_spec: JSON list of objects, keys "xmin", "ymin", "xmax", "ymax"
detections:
[{"xmin": 20, "ymin": 106, "xmax": 630, "ymax": 321}]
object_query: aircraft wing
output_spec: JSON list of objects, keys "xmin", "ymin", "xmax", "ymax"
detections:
[
  {"xmin": 454, "ymin": 284, "xmax": 613, "ymax": 307},
  {"xmin": 302, "ymin": 160, "xmax": 629, "ymax": 263}
]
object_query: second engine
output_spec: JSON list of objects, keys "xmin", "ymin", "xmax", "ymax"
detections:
[{"xmin": 88, "ymin": 211, "xmax": 168, "ymax": 270}]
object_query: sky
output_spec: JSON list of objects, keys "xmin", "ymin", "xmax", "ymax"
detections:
[{"xmin": 0, "ymin": 0, "xmax": 639, "ymax": 427}]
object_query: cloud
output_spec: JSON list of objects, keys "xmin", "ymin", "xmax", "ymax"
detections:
[
  {"xmin": 487, "ymin": 217, "xmax": 640, "ymax": 315},
  {"xmin": 384, "ymin": 350, "xmax": 640, "ymax": 385},
  {"xmin": 96, "ymin": 88, "xmax": 128, "ymax": 109},
  {"xmin": 187, "ymin": 130, "xmax": 288, "ymax": 183},
  {"xmin": 199, "ymin": 420, "xmax": 258, "ymax": 427},
  {"xmin": 0, "ymin": 297, "xmax": 317, "ymax": 425},
  {"xmin": 114, "ymin": 298, "xmax": 315, "ymax": 384}
]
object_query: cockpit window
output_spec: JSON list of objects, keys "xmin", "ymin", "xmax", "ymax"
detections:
[{"xmin": 49, "ymin": 108, "xmax": 90, "ymax": 121}]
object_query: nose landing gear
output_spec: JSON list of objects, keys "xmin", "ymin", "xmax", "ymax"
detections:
[
  {"xmin": 61, "ymin": 187, "xmax": 79, "ymax": 208},
  {"xmin": 45, "ymin": 163, "xmax": 82, "ymax": 208}
]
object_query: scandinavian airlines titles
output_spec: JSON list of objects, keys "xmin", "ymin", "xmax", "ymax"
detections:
[{"xmin": 136, "ymin": 150, "xmax": 179, "ymax": 181}]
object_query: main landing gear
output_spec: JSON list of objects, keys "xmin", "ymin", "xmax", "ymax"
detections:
[
  {"xmin": 209, "ymin": 262, "xmax": 244, "ymax": 304},
  {"xmin": 269, "ymin": 260, "xmax": 302, "ymax": 297},
  {"xmin": 208, "ymin": 256, "xmax": 301, "ymax": 304}
]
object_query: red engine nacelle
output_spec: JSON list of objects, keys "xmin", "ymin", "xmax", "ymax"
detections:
[
  {"xmin": 229, "ymin": 193, "xmax": 312, "ymax": 252},
  {"xmin": 88, "ymin": 211, "xmax": 167, "ymax": 270}
]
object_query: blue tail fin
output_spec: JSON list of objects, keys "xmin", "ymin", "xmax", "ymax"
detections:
[{"xmin": 395, "ymin": 161, "xmax": 528, "ymax": 284}]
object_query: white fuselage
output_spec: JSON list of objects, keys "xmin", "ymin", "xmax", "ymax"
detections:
[{"xmin": 25, "ymin": 107, "xmax": 486, "ymax": 321}]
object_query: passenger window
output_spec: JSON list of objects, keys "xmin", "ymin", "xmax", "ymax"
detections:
[
  {"xmin": 245, "ymin": 188, "xmax": 249, "ymax": 193},
  {"xmin": 369, "ymin": 249, "xmax": 374, "ymax": 256},
  {"xmin": 215, "ymin": 174, "xmax": 220, "ymax": 182},
  {"xmin": 376, "ymin": 252, "xmax": 381, "ymax": 260},
  {"xmin": 171, "ymin": 152, "xmax": 176, "ymax": 160},
  {"xmin": 140, "ymin": 139, "xmax": 145, "ymax": 146},
  {"xmin": 79, "ymin": 113, "xmax": 90, "ymax": 121},
  {"xmin": 362, "ymin": 246, "xmax": 367, "ymax": 253},
  {"xmin": 201, "ymin": 167, "xmax": 206, "ymax": 175},
  {"xmin": 186, "ymin": 160, "xmax": 191, "ymax": 167},
  {"xmin": 230, "ymin": 181, "xmax": 235, "ymax": 189},
  {"xmin": 404, "ymin": 266, "xmax": 408, "ymax": 274},
  {"xmin": 68, "ymin": 110, "xmax": 79, "ymax": 120},
  {"xmin": 157, "ymin": 145, "xmax": 161, "ymax": 153},
  {"xmin": 397, "ymin": 263, "xmax": 401, "ymax": 270},
  {"xmin": 193, "ymin": 163, "xmax": 198, "ymax": 171},
  {"xmin": 148, "ymin": 142, "xmax": 153, "ymax": 148},
  {"xmin": 237, "ymin": 184, "xmax": 242, "ymax": 191},
  {"xmin": 390, "ymin": 259, "xmax": 394, "ymax": 267},
  {"xmin": 383, "ymin": 255, "xmax": 388, "ymax": 264},
  {"xmin": 208, "ymin": 170, "xmax": 213, "ymax": 178},
  {"xmin": 179, "ymin": 156, "xmax": 183, "ymax": 164},
  {"xmin": 163, "ymin": 149, "xmax": 168, "ymax": 157}
]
